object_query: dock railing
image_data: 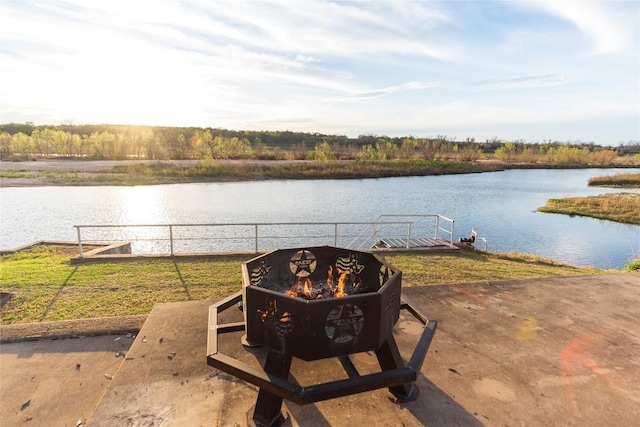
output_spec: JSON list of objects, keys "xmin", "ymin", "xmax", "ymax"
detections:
[
  {"xmin": 74, "ymin": 215, "xmax": 455, "ymax": 258},
  {"xmin": 344, "ymin": 214, "xmax": 455, "ymax": 249}
]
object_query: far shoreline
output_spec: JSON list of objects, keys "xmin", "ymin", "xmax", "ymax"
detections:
[{"xmin": 1, "ymin": 158, "xmax": 638, "ymax": 188}]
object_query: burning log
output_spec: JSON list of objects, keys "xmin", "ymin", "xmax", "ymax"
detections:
[{"xmin": 284, "ymin": 267, "xmax": 357, "ymax": 299}]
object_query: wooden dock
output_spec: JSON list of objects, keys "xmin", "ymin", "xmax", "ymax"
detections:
[{"xmin": 371, "ymin": 237, "xmax": 457, "ymax": 251}]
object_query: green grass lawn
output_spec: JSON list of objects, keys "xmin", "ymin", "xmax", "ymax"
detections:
[
  {"xmin": 0, "ymin": 244, "xmax": 610, "ymax": 325},
  {"xmin": 1, "ymin": 245, "xmax": 246, "ymax": 323}
]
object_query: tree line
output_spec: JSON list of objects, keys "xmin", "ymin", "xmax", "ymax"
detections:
[{"xmin": 0, "ymin": 123, "xmax": 638, "ymax": 165}]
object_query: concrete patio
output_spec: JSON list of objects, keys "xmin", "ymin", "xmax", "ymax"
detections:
[{"xmin": 1, "ymin": 272, "xmax": 638, "ymax": 426}]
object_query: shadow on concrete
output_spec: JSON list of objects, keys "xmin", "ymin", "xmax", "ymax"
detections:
[
  {"xmin": 0, "ymin": 334, "xmax": 134, "ymax": 359},
  {"xmin": 402, "ymin": 374, "xmax": 484, "ymax": 426},
  {"xmin": 280, "ymin": 372, "xmax": 332, "ymax": 427},
  {"xmin": 220, "ymin": 338, "xmax": 479, "ymax": 426},
  {"xmin": 238, "ymin": 370, "xmax": 481, "ymax": 427}
]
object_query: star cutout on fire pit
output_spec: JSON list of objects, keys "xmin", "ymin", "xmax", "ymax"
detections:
[
  {"xmin": 289, "ymin": 249, "xmax": 317, "ymax": 277},
  {"xmin": 324, "ymin": 304, "xmax": 365, "ymax": 345}
]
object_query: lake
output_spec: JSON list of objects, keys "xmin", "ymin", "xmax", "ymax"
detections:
[{"xmin": 1, "ymin": 168, "xmax": 638, "ymax": 269}]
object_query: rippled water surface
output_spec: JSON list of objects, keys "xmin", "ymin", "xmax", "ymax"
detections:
[{"xmin": 1, "ymin": 168, "xmax": 638, "ymax": 268}]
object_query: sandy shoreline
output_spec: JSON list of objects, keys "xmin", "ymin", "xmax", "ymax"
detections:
[
  {"xmin": 2, "ymin": 159, "xmax": 637, "ymax": 188},
  {"xmin": 0, "ymin": 160, "xmax": 193, "ymax": 187},
  {"xmin": 0, "ymin": 159, "xmax": 200, "ymax": 171},
  {"xmin": 0, "ymin": 159, "xmax": 310, "ymax": 171},
  {"xmin": 0, "ymin": 159, "xmax": 299, "ymax": 187}
]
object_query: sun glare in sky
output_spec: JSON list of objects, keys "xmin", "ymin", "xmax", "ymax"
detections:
[{"xmin": 1, "ymin": 0, "xmax": 638, "ymax": 145}]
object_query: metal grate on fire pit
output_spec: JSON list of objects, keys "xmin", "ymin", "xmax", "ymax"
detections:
[{"xmin": 207, "ymin": 246, "xmax": 437, "ymax": 427}]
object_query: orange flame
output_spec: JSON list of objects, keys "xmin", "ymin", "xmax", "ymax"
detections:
[
  {"xmin": 285, "ymin": 279, "xmax": 302, "ymax": 297},
  {"xmin": 279, "ymin": 311, "xmax": 292, "ymax": 323},
  {"xmin": 284, "ymin": 265, "xmax": 352, "ymax": 299},
  {"xmin": 303, "ymin": 278, "xmax": 314, "ymax": 298},
  {"xmin": 336, "ymin": 269, "xmax": 349, "ymax": 297}
]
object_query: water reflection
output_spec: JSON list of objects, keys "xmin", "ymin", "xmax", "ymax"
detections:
[
  {"xmin": 0, "ymin": 168, "xmax": 638, "ymax": 268},
  {"xmin": 117, "ymin": 186, "xmax": 170, "ymax": 224}
]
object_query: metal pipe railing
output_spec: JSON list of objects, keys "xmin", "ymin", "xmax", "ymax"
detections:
[
  {"xmin": 365, "ymin": 214, "xmax": 455, "ymax": 248},
  {"xmin": 77, "ymin": 226, "xmax": 84, "ymax": 258},
  {"xmin": 74, "ymin": 215, "xmax": 456, "ymax": 256}
]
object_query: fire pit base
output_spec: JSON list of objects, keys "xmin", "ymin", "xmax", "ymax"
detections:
[
  {"xmin": 207, "ymin": 291, "xmax": 437, "ymax": 427},
  {"xmin": 247, "ymin": 404, "xmax": 286, "ymax": 427}
]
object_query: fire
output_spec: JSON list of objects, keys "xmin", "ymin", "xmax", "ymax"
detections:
[
  {"xmin": 287, "ymin": 277, "xmax": 318, "ymax": 298},
  {"xmin": 285, "ymin": 266, "xmax": 354, "ymax": 300},
  {"xmin": 258, "ymin": 300, "xmax": 291, "ymax": 325},
  {"xmin": 285, "ymin": 282, "xmax": 301, "ymax": 298},
  {"xmin": 303, "ymin": 277, "xmax": 314, "ymax": 298},
  {"xmin": 335, "ymin": 269, "xmax": 349, "ymax": 297}
]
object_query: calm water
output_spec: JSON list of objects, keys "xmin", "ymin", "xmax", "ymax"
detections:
[{"xmin": 1, "ymin": 168, "xmax": 639, "ymax": 269}]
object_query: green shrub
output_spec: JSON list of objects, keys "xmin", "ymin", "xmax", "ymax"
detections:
[{"xmin": 626, "ymin": 259, "xmax": 640, "ymax": 271}]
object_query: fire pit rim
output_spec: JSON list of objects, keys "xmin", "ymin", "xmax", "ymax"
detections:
[
  {"xmin": 241, "ymin": 245, "xmax": 403, "ymax": 360},
  {"xmin": 241, "ymin": 245, "xmax": 400, "ymax": 293}
]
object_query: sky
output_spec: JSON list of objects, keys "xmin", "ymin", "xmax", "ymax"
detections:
[{"xmin": 1, "ymin": 1, "xmax": 638, "ymax": 146}]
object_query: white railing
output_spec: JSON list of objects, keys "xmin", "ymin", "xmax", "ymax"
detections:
[
  {"xmin": 344, "ymin": 214, "xmax": 455, "ymax": 249},
  {"xmin": 74, "ymin": 215, "xmax": 455, "ymax": 258}
]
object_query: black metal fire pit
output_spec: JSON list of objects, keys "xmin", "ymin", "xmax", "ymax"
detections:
[{"xmin": 207, "ymin": 246, "xmax": 437, "ymax": 427}]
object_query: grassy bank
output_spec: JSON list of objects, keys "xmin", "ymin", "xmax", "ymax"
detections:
[
  {"xmin": 3, "ymin": 159, "xmax": 638, "ymax": 187},
  {"xmin": 1, "ymin": 159, "xmax": 506, "ymax": 186},
  {"xmin": 0, "ymin": 244, "xmax": 607, "ymax": 324},
  {"xmin": 119, "ymin": 159, "xmax": 505, "ymax": 180},
  {"xmin": 588, "ymin": 172, "xmax": 640, "ymax": 188},
  {"xmin": 538, "ymin": 172, "xmax": 640, "ymax": 225},
  {"xmin": 538, "ymin": 193, "xmax": 640, "ymax": 225}
]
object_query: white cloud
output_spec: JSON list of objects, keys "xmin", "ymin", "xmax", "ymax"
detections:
[
  {"xmin": 513, "ymin": 0, "xmax": 635, "ymax": 55},
  {"xmin": 472, "ymin": 74, "xmax": 568, "ymax": 90},
  {"xmin": 295, "ymin": 55, "xmax": 321, "ymax": 63},
  {"xmin": 0, "ymin": 0, "xmax": 638, "ymax": 144},
  {"xmin": 334, "ymin": 81, "xmax": 442, "ymax": 100}
]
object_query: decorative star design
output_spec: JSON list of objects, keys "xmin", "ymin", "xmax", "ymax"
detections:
[{"xmin": 290, "ymin": 250, "xmax": 316, "ymax": 277}]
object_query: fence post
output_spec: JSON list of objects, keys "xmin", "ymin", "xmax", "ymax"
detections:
[
  {"xmin": 255, "ymin": 224, "xmax": 259, "ymax": 253},
  {"xmin": 169, "ymin": 225, "xmax": 174, "ymax": 256},
  {"xmin": 76, "ymin": 226, "xmax": 83, "ymax": 258},
  {"xmin": 435, "ymin": 215, "xmax": 440, "ymax": 239},
  {"xmin": 406, "ymin": 222, "xmax": 412, "ymax": 248},
  {"xmin": 450, "ymin": 220, "xmax": 455, "ymax": 247},
  {"xmin": 334, "ymin": 223, "xmax": 338, "ymax": 247}
]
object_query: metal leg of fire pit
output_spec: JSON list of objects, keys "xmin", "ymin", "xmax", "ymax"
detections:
[
  {"xmin": 209, "ymin": 290, "xmax": 437, "ymax": 425},
  {"xmin": 250, "ymin": 350, "xmax": 293, "ymax": 427},
  {"xmin": 375, "ymin": 335, "xmax": 419, "ymax": 402}
]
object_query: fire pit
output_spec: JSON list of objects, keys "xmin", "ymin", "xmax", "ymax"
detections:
[
  {"xmin": 207, "ymin": 246, "xmax": 437, "ymax": 427},
  {"xmin": 243, "ymin": 246, "xmax": 401, "ymax": 360}
]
